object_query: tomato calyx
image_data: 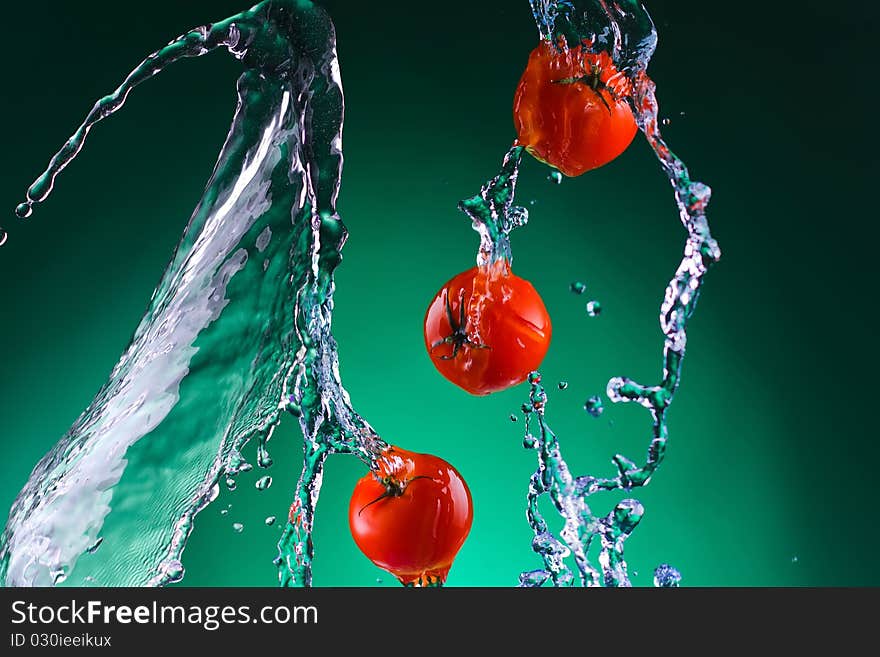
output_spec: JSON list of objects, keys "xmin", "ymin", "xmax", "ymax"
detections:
[
  {"xmin": 429, "ymin": 288, "xmax": 490, "ymax": 361},
  {"xmin": 552, "ymin": 61, "xmax": 616, "ymax": 113},
  {"xmin": 357, "ymin": 474, "xmax": 435, "ymax": 516}
]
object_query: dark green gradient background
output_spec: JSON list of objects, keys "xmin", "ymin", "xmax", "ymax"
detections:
[{"xmin": 1, "ymin": 1, "xmax": 877, "ymax": 586}]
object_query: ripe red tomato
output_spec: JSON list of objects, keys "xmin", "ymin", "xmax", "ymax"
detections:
[
  {"xmin": 513, "ymin": 41, "xmax": 638, "ymax": 176},
  {"xmin": 424, "ymin": 260, "xmax": 551, "ymax": 395},
  {"xmin": 349, "ymin": 446, "xmax": 473, "ymax": 586}
]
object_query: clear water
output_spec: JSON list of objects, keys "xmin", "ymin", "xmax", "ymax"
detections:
[{"xmin": 0, "ymin": 0, "xmax": 717, "ymax": 587}]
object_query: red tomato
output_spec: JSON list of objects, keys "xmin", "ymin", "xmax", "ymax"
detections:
[
  {"xmin": 513, "ymin": 41, "xmax": 638, "ymax": 176},
  {"xmin": 349, "ymin": 446, "xmax": 473, "ymax": 586},
  {"xmin": 424, "ymin": 260, "xmax": 551, "ymax": 395}
]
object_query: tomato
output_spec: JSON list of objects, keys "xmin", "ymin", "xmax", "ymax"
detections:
[
  {"xmin": 349, "ymin": 446, "xmax": 473, "ymax": 586},
  {"xmin": 424, "ymin": 260, "xmax": 551, "ymax": 395},
  {"xmin": 513, "ymin": 41, "xmax": 638, "ymax": 177}
]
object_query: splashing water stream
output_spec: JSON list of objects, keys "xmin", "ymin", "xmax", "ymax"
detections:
[{"xmin": 1, "ymin": 0, "xmax": 716, "ymax": 587}]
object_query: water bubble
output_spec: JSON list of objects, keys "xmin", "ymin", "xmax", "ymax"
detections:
[
  {"xmin": 529, "ymin": 199, "xmax": 537, "ymax": 206},
  {"xmin": 548, "ymin": 171, "xmax": 563, "ymax": 184},
  {"xmin": 661, "ymin": 117, "xmax": 671, "ymax": 126},
  {"xmin": 265, "ymin": 516, "xmax": 276, "ymax": 526},
  {"xmin": 584, "ymin": 395, "xmax": 604, "ymax": 417},
  {"xmin": 558, "ymin": 381, "xmax": 568, "ymax": 390},
  {"xmin": 653, "ymin": 563, "xmax": 682, "ymax": 587},
  {"xmin": 256, "ymin": 475, "xmax": 273, "ymax": 491},
  {"xmin": 15, "ymin": 202, "xmax": 32, "ymax": 219},
  {"xmin": 570, "ymin": 281, "xmax": 587, "ymax": 295},
  {"xmin": 586, "ymin": 300, "xmax": 602, "ymax": 317},
  {"xmin": 232, "ymin": 522, "xmax": 244, "ymax": 533},
  {"xmin": 376, "ymin": 578, "xmax": 383, "ymax": 584},
  {"xmin": 225, "ymin": 477, "xmax": 237, "ymax": 491},
  {"xmin": 509, "ymin": 414, "xmax": 518, "ymax": 422}
]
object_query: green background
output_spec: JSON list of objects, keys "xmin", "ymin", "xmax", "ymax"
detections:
[{"xmin": 1, "ymin": 0, "xmax": 877, "ymax": 586}]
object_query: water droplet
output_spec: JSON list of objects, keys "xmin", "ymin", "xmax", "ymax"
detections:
[
  {"xmin": 232, "ymin": 522, "xmax": 244, "ymax": 533},
  {"xmin": 523, "ymin": 434, "xmax": 538, "ymax": 449},
  {"xmin": 162, "ymin": 560, "xmax": 185, "ymax": 583},
  {"xmin": 529, "ymin": 199, "xmax": 537, "ymax": 206},
  {"xmin": 225, "ymin": 477, "xmax": 237, "ymax": 491},
  {"xmin": 653, "ymin": 563, "xmax": 682, "ymax": 587},
  {"xmin": 586, "ymin": 300, "xmax": 602, "ymax": 317},
  {"xmin": 256, "ymin": 475, "xmax": 273, "ymax": 491},
  {"xmin": 239, "ymin": 462, "xmax": 253, "ymax": 473},
  {"xmin": 661, "ymin": 117, "xmax": 671, "ymax": 126},
  {"xmin": 570, "ymin": 281, "xmax": 587, "ymax": 295},
  {"xmin": 15, "ymin": 202, "xmax": 32, "ymax": 219},
  {"xmin": 558, "ymin": 381, "xmax": 568, "ymax": 390},
  {"xmin": 0, "ymin": 228, "xmax": 7, "ymax": 247},
  {"xmin": 791, "ymin": 555, "xmax": 799, "ymax": 563},
  {"xmin": 86, "ymin": 537, "xmax": 104, "ymax": 554},
  {"xmin": 528, "ymin": 371, "xmax": 541, "ymax": 384},
  {"xmin": 265, "ymin": 516, "xmax": 276, "ymax": 526},
  {"xmin": 548, "ymin": 170, "xmax": 563, "ymax": 184},
  {"xmin": 521, "ymin": 403, "xmax": 532, "ymax": 414},
  {"xmin": 679, "ymin": 111, "xmax": 686, "ymax": 118},
  {"xmin": 509, "ymin": 414, "xmax": 518, "ymax": 422},
  {"xmin": 257, "ymin": 445, "xmax": 273, "ymax": 469},
  {"xmin": 376, "ymin": 577, "xmax": 383, "ymax": 584},
  {"xmin": 584, "ymin": 395, "xmax": 604, "ymax": 417},
  {"xmin": 508, "ymin": 205, "xmax": 529, "ymax": 226},
  {"xmin": 606, "ymin": 376, "xmax": 626, "ymax": 402},
  {"xmin": 220, "ymin": 509, "xmax": 228, "ymax": 516}
]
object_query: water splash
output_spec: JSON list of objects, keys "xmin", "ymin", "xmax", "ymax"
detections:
[
  {"xmin": 2, "ymin": 0, "xmax": 715, "ymax": 588},
  {"xmin": 515, "ymin": 0, "xmax": 719, "ymax": 587},
  {"xmin": 1, "ymin": 0, "xmax": 385, "ymax": 587}
]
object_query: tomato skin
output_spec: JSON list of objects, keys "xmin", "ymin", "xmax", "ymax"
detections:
[
  {"xmin": 424, "ymin": 261, "xmax": 551, "ymax": 396},
  {"xmin": 348, "ymin": 446, "xmax": 473, "ymax": 586},
  {"xmin": 513, "ymin": 41, "xmax": 638, "ymax": 176}
]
